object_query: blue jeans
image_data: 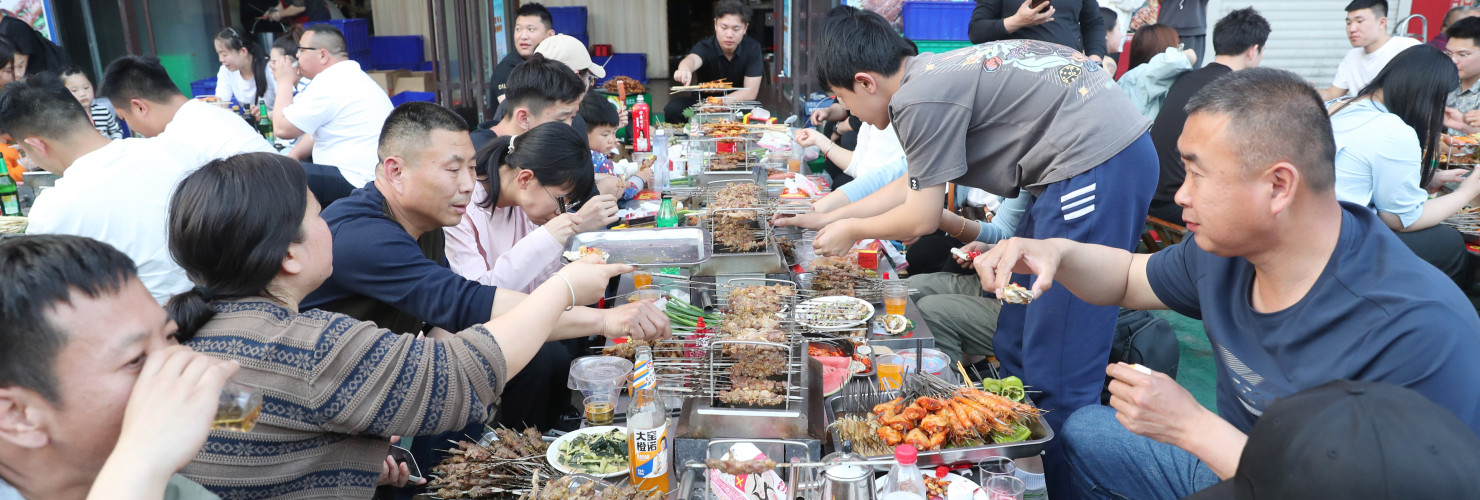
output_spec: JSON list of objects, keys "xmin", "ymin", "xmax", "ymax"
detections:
[
  {"xmin": 993, "ymin": 132, "xmax": 1158, "ymax": 497},
  {"xmin": 1062, "ymin": 405, "xmax": 1221, "ymax": 499}
]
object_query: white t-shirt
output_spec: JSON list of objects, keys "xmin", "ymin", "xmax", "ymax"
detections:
[
  {"xmin": 1331, "ymin": 36, "xmax": 1422, "ymax": 97},
  {"xmin": 0, "ymin": 477, "xmax": 22, "ymax": 500},
  {"xmin": 282, "ymin": 60, "xmax": 393, "ymax": 187},
  {"xmin": 845, "ymin": 122, "xmax": 906, "ymax": 179},
  {"xmin": 214, "ymin": 64, "xmax": 278, "ymax": 109},
  {"xmin": 26, "ymin": 139, "xmax": 201, "ymax": 304},
  {"xmin": 160, "ymin": 99, "xmax": 276, "ymax": 166}
]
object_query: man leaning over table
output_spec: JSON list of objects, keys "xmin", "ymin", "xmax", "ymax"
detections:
[
  {"xmin": 975, "ymin": 68, "xmax": 1480, "ymax": 500},
  {"xmin": 0, "ymin": 76, "xmax": 197, "ymax": 304},
  {"xmin": 777, "ymin": 7, "xmax": 1156, "ymax": 495},
  {"xmin": 99, "ymin": 55, "xmax": 274, "ymax": 166}
]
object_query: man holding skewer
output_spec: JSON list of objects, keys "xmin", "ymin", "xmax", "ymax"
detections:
[
  {"xmin": 665, "ymin": 0, "xmax": 765, "ymax": 123},
  {"xmin": 976, "ymin": 68, "xmax": 1480, "ymax": 499}
]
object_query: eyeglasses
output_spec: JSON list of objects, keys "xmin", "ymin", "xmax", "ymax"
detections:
[
  {"xmin": 296, "ymin": 46, "xmax": 324, "ymax": 53},
  {"xmin": 542, "ymin": 185, "xmax": 575, "ymax": 214}
]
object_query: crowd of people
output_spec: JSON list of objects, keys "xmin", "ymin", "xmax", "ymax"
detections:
[{"xmin": 2, "ymin": 1, "xmax": 1480, "ymax": 499}]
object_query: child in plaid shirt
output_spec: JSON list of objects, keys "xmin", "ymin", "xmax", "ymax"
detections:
[{"xmin": 580, "ymin": 92, "xmax": 650, "ymax": 199}]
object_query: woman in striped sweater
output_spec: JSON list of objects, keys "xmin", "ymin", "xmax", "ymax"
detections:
[{"xmin": 163, "ymin": 153, "xmax": 648, "ymax": 498}]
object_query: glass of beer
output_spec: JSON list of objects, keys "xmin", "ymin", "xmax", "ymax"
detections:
[
  {"xmin": 583, "ymin": 394, "xmax": 616, "ymax": 426},
  {"xmin": 877, "ymin": 355, "xmax": 904, "ymax": 390},
  {"xmin": 214, "ymin": 381, "xmax": 263, "ymax": 432},
  {"xmin": 883, "ymin": 283, "xmax": 908, "ymax": 316}
]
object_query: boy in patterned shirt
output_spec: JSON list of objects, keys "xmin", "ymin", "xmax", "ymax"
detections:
[{"xmin": 580, "ymin": 92, "xmax": 650, "ymax": 199}]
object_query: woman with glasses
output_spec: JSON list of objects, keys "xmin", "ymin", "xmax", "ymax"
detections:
[
  {"xmin": 213, "ymin": 27, "xmax": 276, "ymax": 113},
  {"xmin": 445, "ymin": 121, "xmax": 621, "ymax": 292}
]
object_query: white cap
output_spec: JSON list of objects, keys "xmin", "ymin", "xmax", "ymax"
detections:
[{"xmin": 534, "ymin": 34, "xmax": 606, "ymax": 78}]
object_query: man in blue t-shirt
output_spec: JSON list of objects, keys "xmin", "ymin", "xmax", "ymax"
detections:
[{"xmin": 975, "ymin": 68, "xmax": 1480, "ymax": 500}]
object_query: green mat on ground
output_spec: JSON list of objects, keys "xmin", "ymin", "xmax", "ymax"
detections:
[{"xmin": 1151, "ymin": 310, "xmax": 1217, "ymax": 412}]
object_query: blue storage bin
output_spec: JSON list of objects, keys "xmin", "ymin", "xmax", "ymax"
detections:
[
  {"xmin": 416, "ymin": 61, "xmax": 437, "ymax": 72},
  {"xmin": 902, "ymin": 1, "xmax": 975, "ymax": 41},
  {"xmin": 189, "ymin": 77, "xmax": 217, "ymax": 98},
  {"xmin": 548, "ymin": 6, "xmax": 588, "ymax": 36},
  {"xmin": 370, "ymin": 35, "xmax": 424, "ymax": 70},
  {"xmin": 349, "ymin": 49, "xmax": 371, "ymax": 69},
  {"xmin": 305, "ymin": 19, "xmax": 370, "ymax": 53},
  {"xmin": 391, "ymin": 91, "xmax": 437, "ymax": 106},
  {"xmin": 594, "ymin": 53, "xmax": 648, "ymax": 84}
]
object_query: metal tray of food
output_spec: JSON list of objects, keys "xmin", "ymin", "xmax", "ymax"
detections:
[
  {"xmin": 698, "ymin": 165, "xmax": 764, "ymax": 185},
  {"xmin": 822, "ymin": 389, "xmax": 1053, "ymax": 464},
  {"xmin": 564, "ymin": 227, "xmax": 711, "ymax": 267}
]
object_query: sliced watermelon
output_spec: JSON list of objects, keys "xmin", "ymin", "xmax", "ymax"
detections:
[{"xmin": 815, "ymin": 356, "xmax": 851, "ymax": 397}]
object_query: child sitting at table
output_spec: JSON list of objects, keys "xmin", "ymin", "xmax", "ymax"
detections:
[
  {"xmin": 60, "ymin": 66, "xmax": 123, "ymax": 139},
  {"xmin": 580, "ymin": 92, "xmax": 649, "ymax": 200}
]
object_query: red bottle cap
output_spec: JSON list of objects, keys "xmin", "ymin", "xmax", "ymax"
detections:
[
  {"xmin": 894, "ymin": 444, "xmax": 918, "ymax": 465},
  {"xmin": 696, "ymin": 317, "xmax": 706, "ymax": 329},
  {"xmin": 935, "ymin": 466, "xmax": 949, "ymax": 478}
]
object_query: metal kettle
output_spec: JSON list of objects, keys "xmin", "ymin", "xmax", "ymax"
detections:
[{"xmin": 819, "ymin": 450, "xmax": 875, "ymax": 500}]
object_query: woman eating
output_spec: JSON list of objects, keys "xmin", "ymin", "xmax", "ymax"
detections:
[
  {"xmin": 1330, "ymin": 44, "xmax": 1480, "ymax": 285},
  {"xmin": 166, "ymin": 152, "xmax": 639, "ymax": 498},
  {"xmin": 445, "ymin": 121, "xmax": 620, "ymax": 291},
  {"xmin": 212, "ymin": 27, "xmax": 276, "ymax": 111}
]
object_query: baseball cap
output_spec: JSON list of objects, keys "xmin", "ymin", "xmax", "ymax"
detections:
[
  {"xmin": 534, "ymin": 34, "xmax": 605, "ymax": 79},
  {"xmin": 1185, "ymin": 380, "xmax": 1480, "ymax": 500}
]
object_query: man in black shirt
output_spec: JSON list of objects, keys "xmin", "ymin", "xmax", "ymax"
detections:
[
  {"xmin": 968, "ymin": 0, "xmax": 1108, "ymax": 64},
  {"xmin": 488, "ymin": 3, "xmax": 556, "ymax": 109},
  {"xmin": 665, "ymin": 0, "xmax": 765, "ymax": 123},
  {"xmin": 1149, "ymin": 8, "xmax": 1269, "ymax": 225}
]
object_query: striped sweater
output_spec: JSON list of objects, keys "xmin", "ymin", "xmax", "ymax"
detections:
[
  {"xmin": 181, "ymin": 298, "xmax": 509, "ymax": 499},
  {"xmin": 89, "ymin": 102, "xmax": 123, "ymax": 139}
]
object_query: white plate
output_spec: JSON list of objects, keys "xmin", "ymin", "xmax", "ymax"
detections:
[
  {"xmin": 874, "ymin": 472, "xmax": 987, "ymax": 500},
  {"xmin": 795, "ymin": 295, "xmax": 875, "ymax": 329},
  {"xmin": 547, "ymin": 426, "xmax": 630, "ymax": 478}
]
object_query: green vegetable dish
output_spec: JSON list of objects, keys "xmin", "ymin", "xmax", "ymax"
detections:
[{"xmin": 558, "ymin": 429, "xmax": 629, "ymax": 474}]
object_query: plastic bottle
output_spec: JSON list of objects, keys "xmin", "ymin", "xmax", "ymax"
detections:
[
  {"xmin": 632, "ymin": 96, "xmax": 652, "ymax": 152},
  {"xmin": 881, "ymin": 445, "xmax": 927, "ymax": 500},
  {"xmin": 656, "ymin": 198, "xmax": 678, "ymax": 228},
  {"xmin": 652, "ymin": 129, "xmax": 669, "ymax": 191},
  {"xmin": 627, "ymin": 345, "xmax": 671, "ymax": 494},
  {"xmin": 0, "ymin": 158, "xmax": 19, "ymax": 216}
]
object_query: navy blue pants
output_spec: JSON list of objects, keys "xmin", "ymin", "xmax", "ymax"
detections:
[{"xmin": 992, "ymin": 132, "xmax": 1157, "ymax": 499}]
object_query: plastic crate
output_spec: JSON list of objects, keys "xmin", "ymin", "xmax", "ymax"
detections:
[
  {"xmin": 548, "ymin": 6, "xmax": 588, "ymax": 36},
  {"xmin": 594, "ymin": 53, "xmax": 648, "ymax": 84},
  {"xmin": 305, "ymin": 19, "xmax": 370, "ymax": 53},
  {"xmin": 902, "ymin": 1, "xmax": 975, "ymax": 40},
  {"xmin": 349, "ymin": 49, "xmax": 371, "ymax": 69},
  {"xmin": 391, "ymin": 91, "xmax": 437, "ymax": 106},
  {"xmin": 417, "ymin": 61, "xmax": 437, "ymax": 72},
  {"xmin": 914, "ymin": 39, "xmax": 973, "ymax": 54},
  {"xmin": 189, "ymin": 77, "xmax": 217, "ymax": 99},
  {"xmin": 370, "ymin": 35, "xmax": 424, "ymax": 70}
]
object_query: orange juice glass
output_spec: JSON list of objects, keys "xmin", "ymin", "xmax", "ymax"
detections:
[
  {"xmin": 633, "ymin": 271, "xmax": 653, "ymax": 289},
  {"xmin": 883, "ymin": 283, "xmax": 908, "ymax": 316},
  {"xmin": 877, "ymin": 355, "xmax": 904, "ymax": 390}
]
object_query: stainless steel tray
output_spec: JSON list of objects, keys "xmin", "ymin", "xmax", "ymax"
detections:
[
  {"xmin": 565, "ymin": 228, "xmax": 711, "ymax": 267},
  {"xmin": 822, "ymin": 390, "xmax": 1053, "ymax": 464}
]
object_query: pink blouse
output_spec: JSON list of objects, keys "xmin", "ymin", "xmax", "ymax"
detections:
[{"xmin": 445, "ymin": 182, "xmax": 565, "ymax": 293}]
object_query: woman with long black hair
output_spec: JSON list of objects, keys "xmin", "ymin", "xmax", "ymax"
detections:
[
  {"xmin": 164, "ymin": 152, "xmax": 637, "ymax": 498},
  {"xmin": 212, "ymin": 27, "xmax": 277, "ymax": 111},
  {"xmin": 445, "ymin": 121, "xmax": 619, "ymax": 292},
  {"xmin": 1330, "ymin": 44, "xmax": 1480, "ymax": 284}
]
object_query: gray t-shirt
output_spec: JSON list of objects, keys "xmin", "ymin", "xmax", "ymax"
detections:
[{"xmin": 890, "ymin": 40, "xmax": 1150, "ymax": 197}]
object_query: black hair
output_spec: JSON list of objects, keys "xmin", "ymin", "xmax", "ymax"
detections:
[
  {"xmin": 579, "ymin": 91, "xmax": 619, "ymax": 131},
  {"xmin": 58, "ymin": 65, "xmax": 86, "ymax": 81},
  {"xmin": 813, "ymin": 6, "xmax": 916, "ymax": 92},
  {"xmin": 0, "ymin": 234, "xmax": 137, "ymax": 403},
  {"xmin": 99, "ymin": 55, "xmax": 185, "ymax": 104},
  {"xmin": 475, "ymin": 121, "xmax": 594, "ymax": 211},
  {"xmin": 515, "ymin": 2, "xmax": 555, "ymax": 31},
  {"xmin": 1185, "ymin": 68, "xmax": 1337, "ymax": 192},
  {"xmin": 0, "ymin": 35, "xmax": 16, "ymax": 74},
  {"xmin": 1212, "ymin": 8, "xmax": 1270, "ymax": 56},
  {"xmin": 1345, "ymin": 0, "xmax": 1387, "ymax": 19},
  {"xmin": 1347, "ymin": 45, "xmax": 1457, "ymax": 188},
  {"xmin": 165, "ymin": 153, "xmax": 309, "ymax": 340},
  {"xmin": 901, "ymin": 37, "xmax": 919, "ymax": 56},
  {"xmin": 378, "ymin": 101, "xmax": 472, "ymax": 166},
  {"xmin": 215, "ymin": 27, "xmax": 270, "ymax": 104},
  {"xmin": 715, "ymin": 0, "xmax": 752, "ymax": 22},
  {"xmin": 0, "ymin": 73, "xmax": 91, "ymax": 141},
  {"xmin": 271, "ymin": 35, "xmax": 299, "ymax": 59},
  {"xmin": 1100, "ymin": 7, "xmax": 1118, "ymax": 32},
  {"xmin": 1447, "ymin": 15, "xmax": 1480, "ymax": 43},
  {"xmin": 502, "ymin": 54, "xmax": 585, "ymax": 120},
  {"xmin": 304, "ymin": 24, "xmax": 347, "ymax": 56}
]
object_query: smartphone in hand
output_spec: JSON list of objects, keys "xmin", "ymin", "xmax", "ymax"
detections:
[
  {"xmin": 1030, "ymin": 0, "xmax": 1050, "ymax": 8},
  {"xmin": 387, "ymin": 444, "xmax": 423, "ymax": 483}
]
